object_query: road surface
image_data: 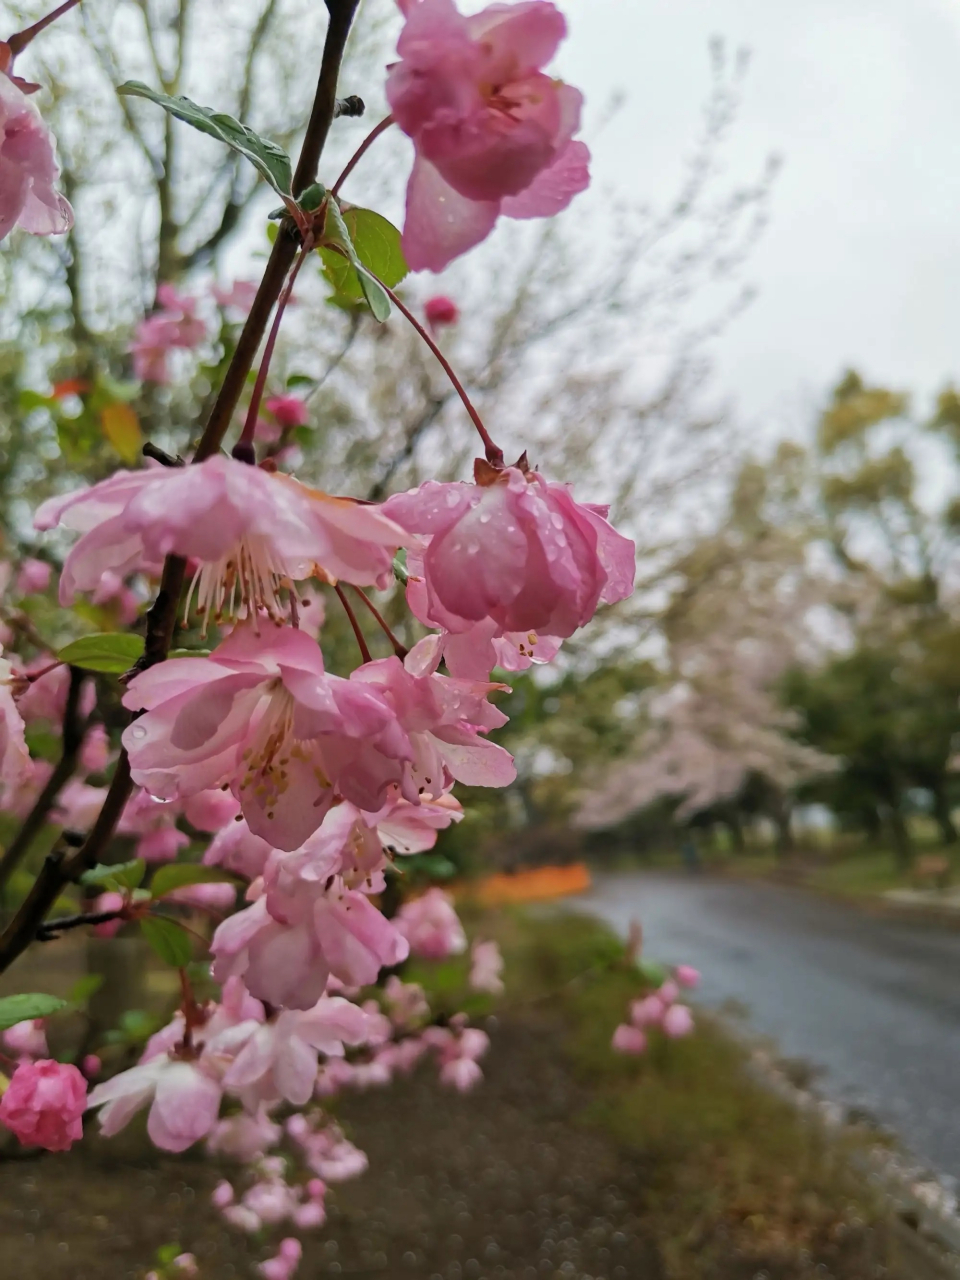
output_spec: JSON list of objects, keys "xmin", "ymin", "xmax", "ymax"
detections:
[{"xmin": 575, "ymin": 872, "xmax": 960, "ymax": 1184}]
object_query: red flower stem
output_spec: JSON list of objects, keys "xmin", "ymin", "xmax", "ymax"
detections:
[
  {"xmin": 334, "ymin": 584, "xmax": 372, "ymax": 664},
  {"xmin": 348, "ymin": 585, "xmax": 408, "ymax": 660},
  {"xmin": 331, "ymin": 114, "xmax": 395, "ymax": 197},
  {"xmin": 233, "ymin": 236, "xmax": 314, "ymax": 463},
  {"xmin": 376, "ymin": 277, "xmax": 504, "ymax": 466},
  {"xmin": 7, "ymin": 0, "xmax": 80, "ymax": 56}
]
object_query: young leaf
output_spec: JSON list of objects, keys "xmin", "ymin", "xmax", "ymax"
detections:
[
  {"xmin": 57, "ymin": 632, "xmax": 145, "ymax": 673},
  {"xmin": 80, "ymin": 859, "xmax": 145, "ymax": 891},
  {"xmin": 141, "ymin": 916, "xmax": 193, "ymax": 968},
  {"xmin": 117, "ymin": 81, "xmax": 293, "ymax": 197},
  {"xmin": 100, "ymin": 402, "xmax": 143, "ymax": 464},
  {"xmin": 0, "ymin": 993, "xmax": 67, "ymax": 1031},
  {"xmin": 68, "ymin": 973, "xmax": 104, "ymax": 1004},
  {"xmin": 151, "ymin": 864, "xmax": 237, "ymax": 899},
  {"xmin": 322, "ymin": 200, "xmax": 393, "ymax": 322}
]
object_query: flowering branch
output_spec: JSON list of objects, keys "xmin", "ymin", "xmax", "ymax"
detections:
[
  {"xmin": 0, "ymin": 666, "xmax": 86, "ymax": 899},
  {"xmin": 0, "ymin": 0, "xmax": 363, "ymax": 977}
]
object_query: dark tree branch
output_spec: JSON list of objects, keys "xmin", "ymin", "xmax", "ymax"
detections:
[
  {"xmin": 0, "ymin": 0, "xmax": 363, "ymax": 976},
  {"xmin": 0, "ymin": 667, "xmax": 86, "ymax": 900},
  {"xmin": 37, "ymin": 908, "xmax": 123, "ymax": 942}
]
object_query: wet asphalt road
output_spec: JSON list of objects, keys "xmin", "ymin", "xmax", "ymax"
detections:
[{"xmin": 574, "ymin": 872, "xmax": 960, "ymax": 1184}]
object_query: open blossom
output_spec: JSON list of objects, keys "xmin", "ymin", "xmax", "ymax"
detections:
[
  {"xmin": 387, "ymin": 0, "xmax": 589, "ymax": 270},
  {"xmin": 469, "ymin": 938, "xmax": 505, "ymax": 994},
  {"xmin": 348, "ymin": 654, "xmax": 517, "ymax": 800},
  {"xmin": 211, "ymin": 882, "xmax": 408, "ymax": 1009},
  {"xmin": 258, "ymin": 1237, "xmax": 303, "ymax": 1280},
  {"xmin": 36, "ymin": 455, "xmax": 407, "ymax": 627},
  {"xmin": 86, "ymin": 1053, "xmax": 225, "ymax": 1152},
  {"xmin": 425, "ymin": 1022, "xmax": 489, "ymax": 1091},
  {"xmin": 0, "ymin": 72, "xmax": 73, "ymax": 240},
  {"xmin": 384, "ymin": 462, "xmax": 635, "ymax": 677},
  {"xmin": 208, "ymin": 1107, "xmax": 282, "ymax": 1163},
  {"xmin": 121, "ymin": 626, "xmax": 406, "ymax": 850},
  {"xmin": 0, "ymin": 1060, "xmax": 86, "ymax": 1151},
  {"xmin": 222, "ymin": 997, "xmax": 373, "ymax": 1106},
  {"xmin": 130, "ymin": 285, "xmax": 206, "ymax": 383},
  {"xmin": 286, "ymin": 1115, "xmax": 369, "ymax": 1181},
  {"xmin": 395, "ymin": 887, "xmax": 466, "ymax": 959}
]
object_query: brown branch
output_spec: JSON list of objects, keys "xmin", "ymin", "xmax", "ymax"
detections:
[
  {"xmin": 0, "ymin": 667, "xmax": 86, "ymax": 901},
  {"xmin": 0, "ymin": 0, "xmax": 363, "ymax": 977},
  {"xmin": 37, "ymin": 907, "xmax": 123, "ymax": 942},
  {"xmin": 7, "ymin": 0, "xmax": 80, "ymax": 56}
]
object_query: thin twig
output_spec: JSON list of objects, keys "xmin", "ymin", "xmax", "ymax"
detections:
[
  {"xmin": 0, "ymin": 667, "xmax": 86, "ymax": 900},
  {"xmin": 37, "ymin": 908, "xmax": 123, "ymax": 941},
  {"xmin": 349, "ymin": 585, "xmax": 408, "ymax": 660},
  {"xmin": 335, "ymin": 584, "xmax": 372, "ymax": 664},
  {"xmin": 7, "ymin": 0, "xmax": 80, "ymax": 56},
  {"xmin": 332, "ymin": 113, "xmax": 393, "ymax": 196}
]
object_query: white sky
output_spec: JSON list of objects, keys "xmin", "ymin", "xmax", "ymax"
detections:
[{"xmin": 553, "ymin": 0, "xmax": 960, "ymax": 431}]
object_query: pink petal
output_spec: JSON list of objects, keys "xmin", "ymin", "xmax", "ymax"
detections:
[{"xmin": 402, "ymin": 154, "xmax": 499, "ymax": 273}]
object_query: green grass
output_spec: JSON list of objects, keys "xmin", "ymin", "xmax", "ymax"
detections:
[
  {"xmin": 806, "ymin": 850, "xmax": 917, "ymax": 898},
  {"xmin": 416, "ymin": 906, "xmax": 891, "ymax": 1279}
]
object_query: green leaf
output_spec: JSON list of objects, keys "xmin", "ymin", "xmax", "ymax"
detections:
[
  {"xmin": 298, "ymin": 182, "xmax": 326, "ymax": 212},
  {"xmin": 637, "ymin": 960, "xmax": 667, "ymax": 987},
  {"xmin": 156, "ymin": 1244, "xmax": 182, "ymax": 1268},
  {"xmin": 80, "ymin": 859, "xmax": 145, "ymax": 890},
  {"xmin": 118, "ymin": 81, "xmax": 293, "ymax": 196},
  {"xmin": 68, "ymin": 973, "xmax": 104, "ymax": 1004},
  {"xmin": 392, "ymin": 549, "xmax": 409, "ymax": 584},
  {"xmin": 140, "ymin": 916, "xmax": 193, "ymax": 968},
  {"xmin": 151, "ymin": 864, "xmax": 237, "ymax": 899},
  {"xmin": 321, "ymin": 201, "xmax": 393, "ymax": 322},
  {"xmin": 57, "ymin": 632, "xmax": 144, "ymax": 674},
  {"xmin": 0, "ymin": 993, "xmax": 67, "ymax": 1031}
]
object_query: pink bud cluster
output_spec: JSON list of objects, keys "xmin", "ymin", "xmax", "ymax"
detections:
[{"xmin": 612, "ymin": 965, "xmax": 700, "ymax": 1056}]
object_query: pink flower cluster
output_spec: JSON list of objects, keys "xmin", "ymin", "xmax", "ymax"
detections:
[
  {"xmin": 0, "ymin": 69, "xmax": 73, "ymax": 240},
  {"xmin": 612, "ymin": 965, "xmax": 700, "ymax": 1056},
  {"xmin": 131, "ymin": 285, "xmax": 207, "ymax": 383}
]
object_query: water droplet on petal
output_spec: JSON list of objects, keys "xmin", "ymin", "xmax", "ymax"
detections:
[{"xmin": 130, "ymin": 725, "xmax": 147, "ymax": 739}]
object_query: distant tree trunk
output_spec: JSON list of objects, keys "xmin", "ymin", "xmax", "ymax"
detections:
[
  {"xmin": 886, "ymin": 805, "xmax": 913, "ymax": 870},
  {"xmin": 769, "ymin": 791, "xmax": 795, "ymax": 858},
  {"xmin": 931, "ymin": 780, "xmax": 958, "ymax": 845}
]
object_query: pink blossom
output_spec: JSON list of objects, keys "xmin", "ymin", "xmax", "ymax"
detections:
[
  {"xmin": 383, "ymin": 975, "xmax": 430, "ymax": 1027},
  {"xmin": 629, "ymin": 994, "xmax": 664, "ymax": 1028},
  {"xmin": 2, "ymin": 1018, "xmax": 48, "ymax": 1061},
  {"xmin": 36, "ymin": 457, "xmax": 407, "ymax": 626},
  {"xmin": 425, "ymin": 295, "xmax": 459, "ymax": 328},
  {"xmin": 211, "ymin": 1179, "xmax": 236, "ymax": 1208},
  {"xmin": 658, "ymin": 979, "xmax": 679, "ymax": 1006},
  {"xmin": 612, "ymin": 1024, "xmax": 647, "ymax": 1055},
  {"xmin": 384, "ymin": 464, "xmax": 635, "ymax": 674},
  {"xmin": 138, "ymin": 827, "xmax": 190, "ymax": 864},
  {"xmin": 204, "ymin": 817, "xmax": 273, "ymax": 881},
  {"xmin": 212, "ymin": 279, "xmax": 258, "ymax": 316},
  {"xmin": 86, "ymin": 1054, "xmax": 224, "ymax": 1152},
  {"xmin": 15, "ymin": 657, "xmax": 95, "ymax": 725},
  {"xmin": 14, "ymin": 557, "xmax": 50, "ymax": 595},
  {"xmin": 287, "ymin": 1115, "xmax": 369, "ymax": 1181},
  {"xmin": 131, "ymin": 285, "xmax": 206, "ymax": 383},
  {"xmin": 222, "ymin": 997, "xmax": 373, "ymax": 1106},
  {"xmin": 349, "ymin": 654, "xmax": 516, "ymax": 800},
  {"xmin": 80, "ymin": 724, "xmax": 111, "ymax": 774},
  {"xmin": 211, "ymin": 885, "xmax": 408, "ymax": 1009},
  {"xmin": 675, "ymin": 964, "xmax": 701, "ymax": 988},
  {"xmin": 0, "ymin": 72, "xmax": 73, "ymax": 240},
  {"xmin": 54, "ymin": 781, "xmax": 109, "ymax": 832},
  {"xmin": 387, "ymin": 0, "xmax": 589, "ymax": 270},
  {"xmin": 661, "ymin": 1004, "xmax": 695, "ymax": 1039},
  {"xmin": 265, "ymin": 395, "xmax": 309, "ymax": 429},
  {"xmin": 166, "ymin": 881, "xmax": 237, "ymax": 912},
  {"xmin": 0, "ymin": 1059, "xmax": 86, "ymax": 1151},
  {"xmin": 184, "ymin": 787, "xmax": 241, "ymax": 832},
  {"xmin": 208, "ymin": 1107, "xmax": 281, "ymax": 1163},
  {"xmin": 90, "ymin": 570, "xmax": 141, "ymax": 625},
  {"xmin": 469, "ymin": 938, "xmax": 504, "ymax": 994},
  {"xmin": 395, "ymin": 888, "xmax": 466, "ymax": 959},
  {"xmin": 258, "ymin": 1238, "xmax": 302, "ymax": 1280},
  {"xmin": 121, "ymin": 626, "xmax": 406, "ymax": 850},
  {"xmin": 173, "ymin": 1256, "xmax": 198, "ymax": 1277},
  {"xmin": 428, "ymin": 1023, "xmax": 489, "ymax": 1091},
  {"xmin": 82, "ymin": 1055, "xmax": 102, "ymax": 1078},
  {"xmin": 368, "ymin": 788, "xmax": 463, "ymax": 853}
]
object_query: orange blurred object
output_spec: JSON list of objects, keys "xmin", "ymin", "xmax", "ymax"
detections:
[{"xmin": 458, "ymin": 863, "xmax": 591, "ymax": 906}]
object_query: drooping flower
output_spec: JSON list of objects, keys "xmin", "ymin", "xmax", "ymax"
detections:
[
  {"xmin": 121, "ymin": 626, "xmax": 406, "ymax": 850},
  {"xmin": 469, "ymin": 938, "xmax": 504, "ymax": 994},
  {"xmin": 384, "ymin": 461, "xmax": 635, "ymax": 676},
  {"xmin": 394, "ymin": 887, "xmax": 466, "ymax": 959},
  {"xmin": 0, "ymin": 1059, "xmax": 86, "ymax": 1151},
  {"xmin": 0, "ymin": 72, "xmax": 73, "ymax": 240},
  {"xmin": 36, "ymin": 456, "xmax": 407, "ymax": 628},
  {"xmin": 387, "ymin": 0, "xmax": 589, "ymax": 270},
  {"xmin": 348, "ymin": 654, "xmax": 517, "ymax": 800}
]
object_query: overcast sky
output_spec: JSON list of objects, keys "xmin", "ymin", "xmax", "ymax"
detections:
[{"xmin": 550, "ymin": 0, "xmax": 960, "ymax": 432}]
